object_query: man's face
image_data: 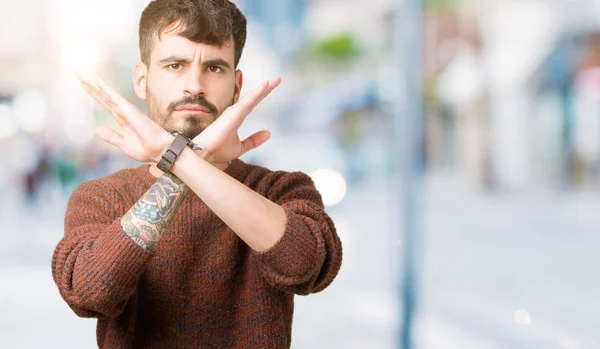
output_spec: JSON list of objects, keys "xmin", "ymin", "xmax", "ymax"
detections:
[{"xmin": 134, "ymin": 24, "xmax": 242, "ymax": 139}]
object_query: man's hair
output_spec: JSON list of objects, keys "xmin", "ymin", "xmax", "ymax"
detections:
[{"xmin": 139, "ymin": 0, "xmax": 247, "ymax": 67}]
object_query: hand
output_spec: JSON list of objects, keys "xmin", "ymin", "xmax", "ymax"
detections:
[
  {"xmin": 77, "ymin": 74, "xmax": 172, "ymax": 163},
  {"xmin": 192, "ymin": 77, "xmax": 281, "ymax": 164}
]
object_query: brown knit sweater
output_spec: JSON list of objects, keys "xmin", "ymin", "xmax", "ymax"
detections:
[{"xmin": 51, "ymin": 159, "xmax": 343, "ymax": 349}]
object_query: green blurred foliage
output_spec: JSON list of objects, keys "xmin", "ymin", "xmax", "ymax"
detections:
[
  {"xmin": 424, "ymin": 0, "xmax": 466, "ymax": 10},
  {"xmin": 312, "ymin": 33, "xmax": 362, "ymax": 61}
]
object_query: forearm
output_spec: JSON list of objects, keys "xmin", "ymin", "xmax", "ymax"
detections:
[
  {"xmin": 170, "ymin": 147, "xmax": 287, "ymax": 252},
  {"xmin": 121, "ymin": 171, "xmax": 190, "ymax": 252},
  {"xmin": 169, "ymin": 148, "xmax": 343, "ymax": 294},
  {"xmin": 54, "ymin": 180, "xmax": 172, "ymax": 318}
]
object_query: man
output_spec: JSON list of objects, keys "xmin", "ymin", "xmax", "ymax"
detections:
[{"xmin": 51, "ymin": 0, "xmax": 343, "ymax": 348}]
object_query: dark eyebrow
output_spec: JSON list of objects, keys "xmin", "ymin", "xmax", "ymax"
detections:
[
  {"xmin": 157, "ymin": 56, "xmax": 232, "ymax": 70},
  {"xmin": 203, "ymin": 58, "xmax": 232, "ymax": 70},
  {"xmin": 158, "ymin": 55, "xmax": 191, "ymax": 65}
]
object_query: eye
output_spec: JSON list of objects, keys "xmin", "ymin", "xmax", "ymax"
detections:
[
  {"xmin": 208, "ymin": 66, "xmax": 222, "ymax": 73},
  {"xmin": 168, "ymin": 63, "xmax": 181, "ymax": 70}
]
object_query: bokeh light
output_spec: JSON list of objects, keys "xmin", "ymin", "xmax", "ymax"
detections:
[
  {"xmin": 0, "ymin": 104, "xmax": 18, "ymax": 140},
  {"xmin": 12, "ymin": 91, "xmax": 49, "ymax": 134},
  {"xmin": 310, "ymin": 169, "xmax": 347, "ymax": 207},
  {"xmin": 514, "ymin": 309, "xmax": 532, "ymax": 325}
]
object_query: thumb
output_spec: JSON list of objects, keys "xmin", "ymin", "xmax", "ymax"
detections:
[
  {"xmin": 240, "ymin": 130, "xmax": 271, "ymax": 155},
  {"xmin": 95, "ymin": 126, "xmax": 123, "ymax": 149}
]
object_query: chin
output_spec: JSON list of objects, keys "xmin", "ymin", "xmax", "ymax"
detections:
[
  {"xmin": 180, "ymin": 129, "xmax": 202, "ymax": 139},
  {"xmin": 163, "ymin": 115, "xmax": 212, "ymax": 139},
  {"xmin": 179, "ymin": 121, "xmax": 205, "ymax": 139}
]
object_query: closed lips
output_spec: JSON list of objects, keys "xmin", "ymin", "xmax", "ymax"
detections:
[{"xmin": 176, "ymin": 105, "xmax": 211, "ymax": 113}]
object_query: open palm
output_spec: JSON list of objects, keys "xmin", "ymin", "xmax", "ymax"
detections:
[
  {"xmin": 78, "ymin": 75, "xmax": 171, "ymax": 163},
  {"xmin": 192, "ymin": 77, "xmax": 280, "ymax": 164}
]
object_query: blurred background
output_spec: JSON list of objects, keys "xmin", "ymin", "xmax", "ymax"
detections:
[{"xmin": 1, "ymin": 0, "xmax": 599, "ymax": 348}]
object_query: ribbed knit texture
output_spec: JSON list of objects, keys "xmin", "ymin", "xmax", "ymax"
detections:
[{"xmin": 51, "ymin": 159, "xmax": 343, "ymax": 349}]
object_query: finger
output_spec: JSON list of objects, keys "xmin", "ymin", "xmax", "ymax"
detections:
[
  {"xmin": 78, "ymin": 75, "xmax": 109, "ymax": 103},
  {"xmin": 234, "ymin": 77, "xmax": 280, "ymax": 117},
  {"xmin": 80, "ymin": 82, "xmax": 116, "ymax": 116},
  {"xmin": 215, "ymin": 82, "xmax": 268, "ymax": 129},
  {"xmin": 240, "ymin": 130, "xmax": 271, "ymax": 155},
  {"xmin": 238, "ymin": 77, "xmax": 281, "ymax": 100},
  {"xmin": 78, "ymin": 79, "xmax": 127, "ymax": 126},
  {"xmin": 256, "ymin": 77, "xmax": 281, "ymax": 101},
  {"xmin": 93, "ymin": 79, "xmax": 128, "ymax": 118},
  {"xmin": 95, "ymin": 78, "xmax": 130, "ymax": 106},
  {"xmin": 238, "ymin": 80, "xmax": 269, "ymax": 104},
  {"xmin": 74, "ymin": 71, "xmax": 95, "ymax": 87},
  {"xmin": 266, "ymin": 77, "xmax": 281, "ymax": 93},
  {"xmin": 239, "ymin": 77, "xmax": 280, "ymax": 108},
  {"xmin": 77, "ymin": 75, "xmax": 129, "ymax": 119},
  {"xmin": 95, "ymin": 126, "xmax": 124, "ymax": 149},
  {"xmin": 95, "ymin": 78, "xmax": 150, "ymax": 131}
]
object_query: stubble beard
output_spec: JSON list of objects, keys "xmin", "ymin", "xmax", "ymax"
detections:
[{"xmin": 146, "ymin": 91, "xmax": 237, "ymax": 140}]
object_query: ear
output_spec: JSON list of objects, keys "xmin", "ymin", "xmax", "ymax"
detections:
[
  {"xmin": 234, "ymin": 69, "xmax": 243, "ymax": 103},
  {"xmin": 133, "ymin": 62, "xmax": 148, "ymax": 100}
]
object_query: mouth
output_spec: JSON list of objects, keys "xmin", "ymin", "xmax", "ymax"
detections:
[{"xmin": 174, "ymin": 104, "xmax": 213, "ymax": 114}]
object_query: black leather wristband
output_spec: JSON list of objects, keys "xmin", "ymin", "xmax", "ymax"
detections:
[{"xmin": 157, "ymin": 132, "xmax": 194, "ymax": 173}]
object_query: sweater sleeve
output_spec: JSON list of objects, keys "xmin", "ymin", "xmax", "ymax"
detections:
[
  {"xmin": 51, "ymin": 179, "xmax": 154, "ymax": 318},
  {"xmin": 253, "ymin": 171, "xmax": 343, "ymax": 295}
]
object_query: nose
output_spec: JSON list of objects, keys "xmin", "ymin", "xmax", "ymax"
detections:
[{"xmin": 183, "ymin": 66, "xmax": 205, "ymax": 98}]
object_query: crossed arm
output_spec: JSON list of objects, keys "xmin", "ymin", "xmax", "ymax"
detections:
[
  {"xmin": 120, "ymin": 147, "xmax": 287, "ymax": 253},
  {"xmin": 120, "ymin": 171, "xmax": 188, "ymax": 252},
  {"xmin": 76, "ymin": 76, "xmax": 289, "ymax": 253}
]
